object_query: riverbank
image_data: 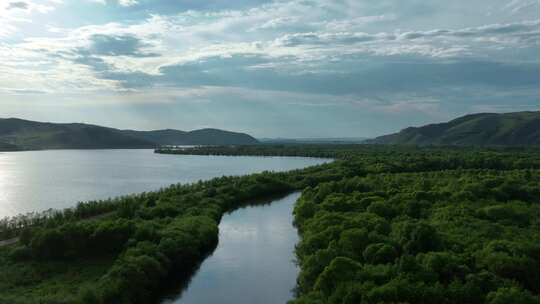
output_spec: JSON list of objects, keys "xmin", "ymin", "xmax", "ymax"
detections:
[
  {"xmin": 0, "ymin": 150, "xmax": 327, "ymax": 234},
  {"xmin": 0, "ymin": 156, "xmax": 341, "ymax": 303}
]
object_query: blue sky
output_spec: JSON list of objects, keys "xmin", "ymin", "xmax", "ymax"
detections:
[{"xmin": 1, "ymin": 0, "xmax": 540, "ymax": 137}]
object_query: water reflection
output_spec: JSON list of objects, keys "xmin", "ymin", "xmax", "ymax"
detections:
[
  {"xmin": 0, "ymin": 150, "xmax": 327, "ymax": 218},
  {"xmin": 162, "ymin": 193, "xmax": 301, "ymax": 304}
]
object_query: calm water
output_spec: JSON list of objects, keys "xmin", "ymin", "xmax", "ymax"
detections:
[
  {"xmin": 163, "ymin": 192, "xmax": 301, "ymax": 304},
  {"xmin": 0, "ymin": 150, "xmax": 327, "ymax": 218}
]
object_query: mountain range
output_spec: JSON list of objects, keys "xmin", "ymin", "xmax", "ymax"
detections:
[
  {"xmin": 368, "ymin": 111, "xmax": 540, "ymax": 146},
  {"xmin": 3, "ymin": 111, "xmax": 540, "ymax": 151},
  {"xmin": 0, "ymin": 118, "xmax": 258, "ymax": 150}
]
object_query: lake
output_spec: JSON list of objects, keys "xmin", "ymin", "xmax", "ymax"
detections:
[
  {"xmin": 162, "ymin": 192, "xmax": 302, "ymax": 304},
  {"xmin": 0, "ymin": 149, "xmax": 327, "ymax": 218}
]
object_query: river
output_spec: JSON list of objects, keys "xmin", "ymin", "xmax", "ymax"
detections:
[{"xmin": 162, "ymin": 192, "xmax": 302, "ymax": 304}]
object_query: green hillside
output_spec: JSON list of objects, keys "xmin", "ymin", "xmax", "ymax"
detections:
[
  {"xmin": 0, "ymin": 118, "xmax": 154, "ymax": 150},
  {"xmin": 369, "ymin": 111, "xmax": 540, "ymax": 146},
  {"xmin": 0, "ymin": 118, "xmax": 259, "ymax": 150},
  {"xmin": 122, "ymin": 128, "xmax": 259, "ymax": 146}
]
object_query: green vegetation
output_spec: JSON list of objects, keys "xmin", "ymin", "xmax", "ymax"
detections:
[
  {"xmin": 368, "ymin": 111, "xmax": 540, "ymax": 146},
  {"xmin": 292, "ymin": 169, "xmax": 540, "ymax": 304},
  {"xmin": 0, "ymin": 141, "xmax": 20, "ymax": 151},
  {"xmin": 159, "ymin": 145, "xmax": 540, "ymax": 304},
  {"xmin": 0, "ymin": 118, "xmax": 257, "ymax": 150},
  {"xmin": 0, "ymin": 118, "xmax": 154, "ymax": 149},
  {"xmin": 3, "ymin": 144, "xmax": 540, "ymax": 303},
  {"xmin": 156, "ymin": 144, "xmax": 359, "ymax": 158},
  {"xmin": 0, "ymin": 158, "xmax": 340, "ymax": 303}
]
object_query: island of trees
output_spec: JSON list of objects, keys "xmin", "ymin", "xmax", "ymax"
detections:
[{"xmin": 1, "ymin": 144, "xmax": 540, "ymax": 303}]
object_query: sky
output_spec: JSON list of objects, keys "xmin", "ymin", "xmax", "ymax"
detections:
[{"xmin": 1, "ymin": 0, "xmax": 540, "ymax": 138}]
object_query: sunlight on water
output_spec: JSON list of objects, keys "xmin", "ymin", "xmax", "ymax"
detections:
[
  {"xmin": 0, "ymin": 154, "xmax": 16, "ymax": 216},
  {"xmin": 0, "ymin": 150, "xmax": 327, "ymax": 218}
]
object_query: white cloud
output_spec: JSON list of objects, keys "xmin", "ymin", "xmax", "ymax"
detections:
[
  {"xmin": 87, "ymin": 0, "xmax": 138, "ymax": 6},
  {"xmin": 118, "ymin": 0, "xmax": 138, "ymax": 7},
  {"xmin": 506, "ymin": 0, "xmax": 540, "ymax": 12},
  {"xmin": 0, "ymin": 0, "xmax": 58, "ymax": 37},
  {"xmin": 7, "ymin": 2, "xmax": 29, "ymax": 10}
]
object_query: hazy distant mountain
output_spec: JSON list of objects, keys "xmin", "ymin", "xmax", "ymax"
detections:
[
  {"xmin": 123, "ymin": 128, "xmax": 259, "ymax": 146},
  {"xmin": 0, "ymin": 118, "xmax": 258, "ymax": 150},
  {"xmin": 259, "ymin": 137, "xmax": 367, "ymax": 144},
  {"xmin": 0, "ymin": 118, "xmax": 155, "ymax": 149},
  {"xmin": 368, "ymin": 111, "xmax": 540, "ymax": 146}
]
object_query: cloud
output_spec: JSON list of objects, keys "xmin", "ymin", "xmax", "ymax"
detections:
[
  {"xmin": 87, "ymin": 0, "xmax": 139, "ymax": 6},
  {"xmin": 506, "ymin": 0, "xmax": 540, "ymax": 13},
  {"xmin": 397, "ymin": 20, "xmax": 540, "ymax": 41},
  {"xmin": 6, "ymin": 1, "xmax": 29, "ymax": 10},
  {"xmin": 87, "ymin": 0, "xmax": 106, "ymax": 4},
  {"xmin": 0, "ymin": 0, "xmax": 58, "ymax": 37},
  {"xmin": 106, "ymin": 53, "xmax": 539, "ymax": 98},
  {"xmin": 86, "ymin": 34, "xmax": 159, "ymax": 57},
  {"xmin": 9, "ymin": 4, "xmax": 540, "ymax": 98},
  {"xmin": 274, "ymin": 19, "xmax": 540, "ymax": 49},
  {"xmin": 118, "ymin": 0, "xmax": 138, "ymax": 7},
  {"xmin": 275, "ymin": 32, "xmax": 396, "ymax": 46}
]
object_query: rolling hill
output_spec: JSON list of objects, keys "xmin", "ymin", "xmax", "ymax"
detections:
[
  {"xmin": 368, "ymin": 111, "xmax": 540, "ymax": 146},
  {"xmin": 0, "ymin": 118, "xmax": 258, "ymax": 150},
  {"xmin": 122, "ymin": 128, "xmax": 258, "ymax": 146}
]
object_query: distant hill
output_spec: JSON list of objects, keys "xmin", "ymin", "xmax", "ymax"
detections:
[
  {"xmin": 259, "ymin": 137, "xmax": 367, "ymax": 144},
  {"xmin": 0, "ymin": 118, "xmax": 258, "ymax": 150},
  {"xmin": 123, "ymin": 128, "xmax": 259, "ymax": 146},
  {"xmin": 368, "ymin": 111, "xmax": 540, "ymax": 146},
  {"xmin": 0, "ymin": 118, "xmax": 154, "ymax": 149}
]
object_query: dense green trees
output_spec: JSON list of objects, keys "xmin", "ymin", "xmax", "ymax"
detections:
[{"xmin": 291, "ymin": 169, "xmax": 540, "ymax": 304}]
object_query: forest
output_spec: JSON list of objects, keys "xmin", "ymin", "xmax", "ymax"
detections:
[
  {"xmin": 292, "ymin": 166, "xmax": 540, "ymax": 304},
  {"xmin": 2, "ymin": 145, "xmax": 540, "ymax": 303}
]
